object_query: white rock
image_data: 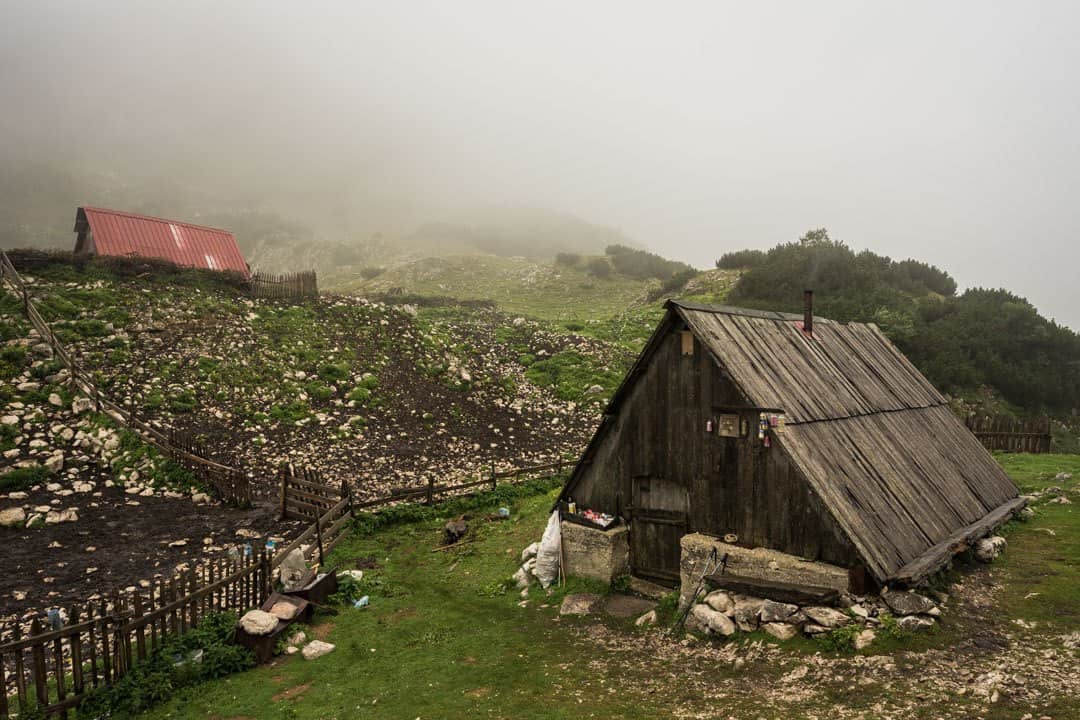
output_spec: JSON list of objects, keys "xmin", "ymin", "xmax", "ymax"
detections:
[
  {"xmin": 0, "ymin": 506, "xmax": 27, "ymax": 528},
  {"xmin": 192, "ymin": 492, "xmax": 211, "ymax": 505},
  {"xmin": 974, "ymin": 536, "xmax": 1007, "ymax": 563},
  {"xmin": 302, "ymin": 640, "xmax": 335, "ymax": 660},
  {"xmin": 239, "ymin": 610, "xmax": 278, "ymax": 635},
  {"xmin": 803, "ymin": 606, "xmax": 852, "ymax": 629},
  {"xmin": 897, "ymin": 615, "xmax": 935, "ymax": 633},
  {"xmin": 760, "ymin": 599, "xmax": 799, "ymax": 623},
  {"xmin": 0, "ymin": 415, "xmax": 19, "ymax": 426},
  {"xmin": 704, "ymin": 590, "xmax": 735, "ymax": 614},
  {"xmin": 71, "ymin": 397, "xmax": 93, "ymax": 415},
  {"xmin": 763, "ymin": 622, "xmax": 799, "ymax": 641},
  {"xmin": 854, "ymin": 629, "xmax": 876, "ymax": 650},
  {"xmin": 48, "ymin": 393, "xmax": 63, "ymax": 407},
  {"xmin": 635, "ymin": 610, "xmax": 658, "ymax": 627}
]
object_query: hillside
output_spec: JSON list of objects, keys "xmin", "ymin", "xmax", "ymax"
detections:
[{"xmin": 0, "ymin": 252, "xmax": 627, "ymax": 617}]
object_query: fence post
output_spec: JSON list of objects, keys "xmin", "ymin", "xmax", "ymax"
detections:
[
  {"xmin": 278, "ymin": 466, "xmax": 288, "ymax": 520},
  {"xmin": 315, "ymin": 513, "xmax": 324, "ymax": 565},
  {"xmin": 490, "ymin": 460, "xmax": 497, "ymax": 490},
  {"xmin": 426, "ymin": 476, "xmax": 434, "ymax": 505}
]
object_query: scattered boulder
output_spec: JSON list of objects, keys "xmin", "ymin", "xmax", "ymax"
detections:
[
  {"xmin": 71, "ymin": 397, "xmax": 93, "ymax": 415},
  {"xmin": 854, "ymin": 629, "xmax": 876, "ymax": 650},
  {"xmin": 521, "ymin": 542, "xmax": 539, "ymax": 563},
  {"xmin": 0, "ymin": 506, "xmax": 27, "ymax": 528},
  {"xmin": 803, "ymin": 606, "xmax": 852, "ymax": 629},
  {"xmin": 882, "ymin": 590, "xmax": 937, "ymax": 617},
  {"xmin": 732, "ymin": 595, "xmax": 764, "ymax": 632},
  {"xmin": 635, "ymin": 610, "xmax": 658, "ymax": 627},
  {"xmin": 763, "ymin": 622, "xmax": 799, "ymax": 641},
  {"xmin": 760, "ymin": 599, "xmax": 799, "ymax": 623},
  {"xmin": 302, "ymin": 640, "xmax": 335, "ymax": 660},
  {"xmin": 704, "ymin": 590, "xmax": 734, "ymax": 614},
  {"xmin": 896, "ymin": 615, "xmax": 936, "ymax": 633},
  {"xmin": 687, "ymin": 603, "xmax": 736, "ymax": 636},
  {"xmin": 239, "ymin": 610, "xmax": 278, "ymax": 635},
  {"xmin": 269, "ymin": 601, "xmax": 301, "ymax": 621},
  {"xmin": 191, "ymin": 492, "xmax": 211, "ymax": 505},
  {"xmin": 974, "ymin": 536, "xmax": 1007, "ymax": 563},
  {"xmin": 45, "ymin": 508, "xmax": 78, "ymax": 524}
]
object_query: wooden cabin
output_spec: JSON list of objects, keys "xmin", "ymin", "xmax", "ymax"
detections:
[{"xmin": 558, "ymin": 298, "xmax": 1023, "ymax": 590}]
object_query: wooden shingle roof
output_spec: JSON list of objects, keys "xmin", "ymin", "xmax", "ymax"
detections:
[{"xmin": 669, "ymin": 300, "xmax": 1021, "ymax": 583}]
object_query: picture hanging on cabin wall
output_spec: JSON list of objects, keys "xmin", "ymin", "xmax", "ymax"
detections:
[{"xmin": 717, "ymin": 414, "xmax": 739, "ymax": 437}]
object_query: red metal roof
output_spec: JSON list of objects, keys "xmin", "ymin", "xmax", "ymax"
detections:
[{"xmin": 75, "ymin": 207, "xmax": 248, "ymax": 278}]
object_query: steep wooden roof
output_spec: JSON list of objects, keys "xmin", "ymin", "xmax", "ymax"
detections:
[{"xmin": 669, "ymin": 300, "xmax": 1020, "ymax": 582}]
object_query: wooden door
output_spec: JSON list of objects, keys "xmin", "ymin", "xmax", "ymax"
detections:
[{"xmin": 629, "ymin": 477, "xmax": 689, "ymax": 585}]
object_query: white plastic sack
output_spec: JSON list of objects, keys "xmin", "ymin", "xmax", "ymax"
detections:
[{"xmin": 534, "ymin": 510, "xmax": 561, "ymax": 588}]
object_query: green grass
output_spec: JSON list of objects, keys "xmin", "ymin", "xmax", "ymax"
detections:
[
  {"xmin": 328, "ymin": 254, "xmax": 659, "ymax": 326},
  {"xmin": 992, "ymin": 453, "xmax": 1080, "ymax": 631},
  {"xmin": 132, "ymin": 453, "xmax": 1080, "ymax": 720}
]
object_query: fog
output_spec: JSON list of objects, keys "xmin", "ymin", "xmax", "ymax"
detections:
[{"xmin": 2, "ymin": 1, "xmax": 1078, "ymax": 328}]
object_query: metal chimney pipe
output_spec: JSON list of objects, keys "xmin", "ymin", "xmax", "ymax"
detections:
[{"xmin": 803, "ymin": 290, "xmax": 814, "ymax": 336}]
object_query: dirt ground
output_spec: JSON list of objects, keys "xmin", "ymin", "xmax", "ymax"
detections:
[{"xmin": 1, "ymin": 472, "xmax": 291, "ymax": 619}]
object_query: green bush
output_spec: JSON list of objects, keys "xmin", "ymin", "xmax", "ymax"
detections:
[
  {"xmin": 604, "ymin": 244, "xmax": 695, "ymax": 280},
  {"xmin": 318, "ymin": 362, "xmax": 350, "ymax": 383},
  {"xmin": 586, "ymin": 257, "xmax": 612, "ymax": 278},
  {"xmin": 0, "ymin": 345, "xmax": 27, "ymax": 380},
  {"xmin": 305, "ymin": 381, "xmax": 334, "ymax": 401},
  {"xmin": 168, "ymin": 390, "xmax": 197, "ymax": 414},
  {"xmin": 715, "ymin": 249, "xmax": 766, "ymax": 269},
  {"xmin": 76, "ymin": 612, "xmax": 253, "ymax": 719},
  {"xmin": 555, "ymin": 252, "xmax": 581, "ymax": 266},
  {"xmin": 347, "ymin": 386, "xmax": 372, "ymax": 404},
  {"xmin": 0, "ymin": 465, "xmax": 50, "ymax": 492}
]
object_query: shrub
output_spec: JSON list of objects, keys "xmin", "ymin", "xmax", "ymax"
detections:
[
  {"xmin": 604, "ymin": 244, "xmax": 695, "ymax": 280},
  {"xmin": 305, "ymin": 381, "xmax": 334, "ymax": 401},
  {"xmin": 0, "ymin": 345, "xmax": 27, "ymax": 380},
  {"xmin": 168, "ymin": 390, "xmax": 197, "ymax": 414},
  {"xmin": 359, "ymin": 266, "xmax": 385, "ymax": 280},
  {"xmin": 318, "ymin": 362, "xmax": 351, "ymax": 383},
  {"xmin": 586, "ymin": 257, "xmax": 612, "ymax": 278},
  {"xmin": 555, "ymin": 252, "xmax": 581, "ymax": 266},
  {"xmin": 715, "ymin": 249, "xmax": 766, "ymax": 269},
  {"xmin": 76, "ymin": 612, "xmax": 253, "ymax": 719},
  {"xmin": 0, "ymin": 465, "xmax": 50, "ymax": 492}
]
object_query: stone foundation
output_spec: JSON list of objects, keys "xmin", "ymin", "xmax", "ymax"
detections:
[
  {"xmin": 679, "ymin": 533, "xmax": 849, "ymax": 609},
  {"xmin": 561, "ymin": 521, "xmax": 629, "ymax": 584}
]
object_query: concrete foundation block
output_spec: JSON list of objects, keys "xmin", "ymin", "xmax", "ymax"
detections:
[{"xmin": 561, "ymin": 521, "xmax": 629, "ymax": 585}]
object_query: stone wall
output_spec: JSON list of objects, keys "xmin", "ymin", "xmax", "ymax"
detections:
[
  {"xmin": 561, "ymin": 521, "xmax": 629, "ymax": 584},
  {"xmin": 680, "ymin": 533, "xmax": 848, "ymax": 609}
]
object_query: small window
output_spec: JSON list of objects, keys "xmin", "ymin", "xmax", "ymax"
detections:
[{"xmin": 680, "ymin": 331, "xmax": 694, "ymax": 355}]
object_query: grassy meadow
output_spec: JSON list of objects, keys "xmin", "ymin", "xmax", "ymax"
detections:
[{"xmin": 134, "ymin": 454, "xmax": 1080, "ymax": 720}]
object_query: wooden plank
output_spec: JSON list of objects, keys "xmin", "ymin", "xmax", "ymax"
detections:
[
  {"xmin": 704, "ymin": 573, "xmax": 840, "ymax": 606},
  {"xmin": 891, "ymin": 497, "xmax": 1027, "ymax": 585}
]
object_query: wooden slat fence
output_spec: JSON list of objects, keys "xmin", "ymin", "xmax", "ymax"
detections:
[
  {"xmin": 0, "ymin": 552, "xmax": 271, "ymax": 720},
  {"xmin": 278, "ymin": 464, "xmax": 341, "ymax": 522},
  {"xmin": 0, "ymin": 251, "xmax": 253, "ymax": 506},
  {"xmin": 965, "ymin": 415, "xmax": 1052, "ymax": 453},
  {"xmin": 249, "ymin": 270, "xmax": 318, "ymax": 300},
  {"xmin": 2, "ymin": 455, "xmax": 571, "ymax": 717}
]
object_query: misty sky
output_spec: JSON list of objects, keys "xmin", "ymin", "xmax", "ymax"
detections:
[{"xmin": 2, "ymin": 1, "xmax": 1078, "ymax": 328}]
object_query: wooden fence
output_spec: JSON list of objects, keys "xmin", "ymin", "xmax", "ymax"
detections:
[
  {"xmin": 2, "ymin": 455, "xmax": 570, "ymax": 717},
  {"xmin": 965, "ymin": 415, "xmax": 1052, "ymax": 453},
  {"xmin": 278, "ymin": 464, "xmax": 342, "ymax": 521},
  {"xmin": 249, "ymin": 270, "xmax": 318, "ymax": 300},
  {"xmin": 0, "ymin": 251, "xmax": 253, "ymax": 506},
  {"xmin": 0, "ymin": 552, "xmax": 271, "ymax": 720}
]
